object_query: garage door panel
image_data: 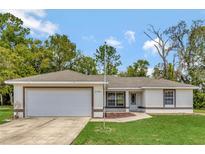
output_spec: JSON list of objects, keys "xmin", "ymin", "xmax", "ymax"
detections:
[{"xmin": 25, "ymin": 88, "xmax": 92, "ymax": 117}]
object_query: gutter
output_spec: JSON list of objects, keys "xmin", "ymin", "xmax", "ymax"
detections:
[
  {"xmin": 5, "ymin": 80, "xmax": 108, "ymax": 85},
  {"xmin": 107, "ymin": 86, "xmax": 199, "ymax": 90},
  {"xmin": 141, "ymin": 86, "xmax": 199, "ymax": 90}
]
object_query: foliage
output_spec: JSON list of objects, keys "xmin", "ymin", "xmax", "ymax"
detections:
[
  {"xmin": 165, "ymin": 20, "xmax": 205, "ymax": 84},
  {"xmin": 44, "ymin": 34, "xmax": 77, "ymax": 71},
  {"xmin": 71, "ymin": 52, "xmax": 97, "ymax": 75},
  {"xmin": 29, "ymin": 39, "xmax": 52, "ymax": 74},
  {"xmin": 0, "ymin": 13, "xmax": 30, "ymax": 48},
  {"xmin": 152, "ymin": 63, "xmax": 177, "ymax": 80},
  {"xmin": 193, "ymin": 91, "xmax": 205, "ymax": 109},
  {"xmin": 94, "ymin": 44, "xmax": 121, "ymax": 75},
  {"xmin": 152, "ymin": 63, "xmax": 164, "ymax": 79},
  {"xmin": 121, "ymin": 59, "xmax": 149, "ymax": 77}
]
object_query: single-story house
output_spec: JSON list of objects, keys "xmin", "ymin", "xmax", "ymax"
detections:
[{"xmin": 5, "ymin": 70, "xmax": 198, "ymax": 118}]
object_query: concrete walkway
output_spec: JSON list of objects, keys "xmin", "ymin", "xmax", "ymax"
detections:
[
  {"xmin": 91, "ymin": 113, "xmax": 152, "ymax": 122},
  {"xmin": 0, "ymin": 117, "xmax": 90, "ymax": 145}
]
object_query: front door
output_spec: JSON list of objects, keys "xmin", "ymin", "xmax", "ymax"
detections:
[{"xmin": 130, "ymin": 93, "xmax": 138, "ymax": 111}]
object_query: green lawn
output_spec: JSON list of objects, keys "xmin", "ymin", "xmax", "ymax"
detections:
[
  {"xmin": 0, "ymin": 106, "xmax": 13, "ymax": 124},
  {"xmin": 194, "ymin": 109, "xmax": 205, "ymax": 114},
  {"xmin": 73, "ymin": 115, "xmax": 205, "ymax": 145}
]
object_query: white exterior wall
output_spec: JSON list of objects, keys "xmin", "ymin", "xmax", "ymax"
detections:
[
  {"xmin": 176, "ymin": 89, "xmax": 193, "ymax": 108},
  {"xmin": 13, "ymin": 85, "xmax": 24, "ymax": 118},
  {"xmin": 125, "ymin": 91, "xmax": 129, "ymax": 112},
  {"xmin": 143, "ymin": 89, "xmax": 163, "ymax": 107},
  {"xmin": 13, "ymin": 84, "xmax": 104, "ymax": 118},
  {"xmin": 93, "ymin": 85, "xmax": 104, "ymax": 117},
  {"xmin": 144, "ymin": 88, "xmax": 193, "ymax": 114},
  {"xmin": 93, "ymin": 85, "xmax": 103, "ymax": 109}
]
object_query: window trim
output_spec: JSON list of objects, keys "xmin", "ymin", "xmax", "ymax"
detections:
[
  {"xmin": 106, "ymin": 91, "xmax": 126, "ymax": 108},
  {"xmin": 163, "ymin": 89, "xmax": 176, "ymax": 107}
]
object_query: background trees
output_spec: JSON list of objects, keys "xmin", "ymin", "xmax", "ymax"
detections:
[
  {"xmin": 120, "ymin": 59, "xmax": 149, "ymax": 77},
  {"xmin": 70, "ymin": 52, "xmax": 97, "ymax": 75},
  {"xmin": 94, "ymin": 44, "xmax": 121, "ymax": 75},
  {"xmin": 144, "ymin": 25, "xmax": 176, "ymax": 79},
  {"xmin": 44, "ymin": 34, "xmax": 77, "ymax": 72},
  {"xmin": 0, "ymin": 13, "xmax": 30, "ymax": 49}
]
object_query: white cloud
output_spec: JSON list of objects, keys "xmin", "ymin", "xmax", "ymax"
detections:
[
  {"xmin": 124, "ymin": 30, "xmax": 135, "ymax": 44},
  {"xmin": 147, "ymin": 67, "xmax": 154, "ymax": 76},
  {"xmin": 0, "ymin": 10, "xmax": 58, "ymax": 36},
  {"xmin": 105, "ymin": 36, "xmax": 122, "ymax": 49},
  {"xmin": 142, "ymin": 38, "xmax": 159, "ymax": 54},
  {"xmin": 143, "ymin": 38, "xmax": 171, "ymax": 56}
]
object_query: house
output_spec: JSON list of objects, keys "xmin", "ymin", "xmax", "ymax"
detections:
[{"xmin": 5, "ymin": 70, "xmax": 198, "ymax": 118}]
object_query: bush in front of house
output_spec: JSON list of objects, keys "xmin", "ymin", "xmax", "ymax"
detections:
[{"xmin": 194, "ymin": 91, "xmax": 205, "ymax": 109}]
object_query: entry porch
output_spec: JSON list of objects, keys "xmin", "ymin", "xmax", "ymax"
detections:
[{"xmin": 105, "ymin": 90, "xmax": 144, "ymax": 113}]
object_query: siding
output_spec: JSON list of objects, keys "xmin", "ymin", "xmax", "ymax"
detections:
[
  {"xmin": 143, "ymin": 89, "xmax": 163, "ymax": 107},
  {"xmin": 176, "ymin": 89, "xmax": 193, "ymax": 108}
]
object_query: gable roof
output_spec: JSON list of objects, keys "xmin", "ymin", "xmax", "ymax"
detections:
[
  {"xmin": 5, "ymin": 70, "xmax": 198, "ymax": 89},
  {"xmin": 6, "ymin": 70, "xmax": 103, "ymax": 82},
  {"xmin": 105, "ymin": 76, "xmax": 197, "ymax": 89}
]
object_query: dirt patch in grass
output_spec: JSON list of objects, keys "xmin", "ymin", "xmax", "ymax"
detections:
[{"xmin": 105, "ymin": 112, "xmax": 136, "ymax": 118}]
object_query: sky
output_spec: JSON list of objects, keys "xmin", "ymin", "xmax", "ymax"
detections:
[{"xmin": 1, "ymin": 9, "xmax": 205, "ymax": 75}]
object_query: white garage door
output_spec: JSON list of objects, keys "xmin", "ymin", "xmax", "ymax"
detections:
[{"xmin": 25, "ymin": 88, "xmax": 92, "ymax": 117}]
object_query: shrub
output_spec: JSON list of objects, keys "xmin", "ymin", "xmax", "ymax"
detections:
[{"xmin": 193, "ymin": 91, "xmax": 205, "ymax": 109}]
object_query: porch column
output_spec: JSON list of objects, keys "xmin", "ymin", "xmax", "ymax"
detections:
[{"xmin": 125, "ymin": 90, "xmax": 129, "ymax": 112}]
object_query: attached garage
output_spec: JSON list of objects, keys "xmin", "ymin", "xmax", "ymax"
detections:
[{"xmin": 24, "ymin": 87, "xmax": 93, "ymax": 117}]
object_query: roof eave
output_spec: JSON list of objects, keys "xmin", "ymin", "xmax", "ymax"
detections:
[
  {"xmin": 107, "ymin": 86, "xmax": 199, "ymax": 90},
  {"xmin": 5, "ymin": 80, "xmax": 108, "ymax": 85},
  {"xmin": 141, "ymin": 86, "xmax": 199, "ymax": 90}
]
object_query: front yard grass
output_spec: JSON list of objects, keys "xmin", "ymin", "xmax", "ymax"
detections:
[
  {"xmin": 0, "ymin": 106, "xmax": 13, "ymax": 124},
  {"xmin": 73, "ymin": 115, "xmax": 205, "ymax": 145},
  {"xmin": 194, "ymin": 109, "xmax": 205, "ymax": 114}
]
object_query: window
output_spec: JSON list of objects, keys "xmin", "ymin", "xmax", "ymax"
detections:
[
  {"xmin": 164, "ymin": 90, "xmax": 175, "ymax": 105},
  {"xmin": 107, "ymin": 92, "xmax": 125, "ymax": 107},
  {"xmin": 107, "ymin": 92, "xmax": 115, "ymax": 107}
]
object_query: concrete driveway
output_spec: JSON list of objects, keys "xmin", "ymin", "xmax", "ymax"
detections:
[{"xmin": 0, "ymin": 117, "xmax": 90, "ymax": 145}]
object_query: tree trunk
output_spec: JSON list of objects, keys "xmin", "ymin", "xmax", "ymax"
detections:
[
  {"xmin": 0, "ymin": 94, "xmax": 3, "ymax": 106},
  {"xmin": 163, "ymin": 58, "xmax": 168, "ymax": 79}
]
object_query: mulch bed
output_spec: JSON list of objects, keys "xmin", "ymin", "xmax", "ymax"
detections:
[{"xmin": 105, "ymin": 112, "xmax": 136, "ymax": 119}]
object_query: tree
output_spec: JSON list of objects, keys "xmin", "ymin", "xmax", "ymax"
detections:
[
  {"xmin": 166, "ymin": 20, "xmax": 205, "ymax": 109},
  {"xmin": 165, "ymin": 20, "xmax": 205, "ymax": 84},
  {"xmin": 123, "ymin": 59, "xmax": 149, "ymax": 77},
  {"xmin": 45, "ymin": 34, "xmax": 76, "ymax": 71},
  {"xmin": 0, "ymin": 13, "xmax": 30, "ymax": 48},
  {"xmin": 71, "ymin": 52, "xmax": 97, "ymax": 75},
  {"xmin": 144, "ymin": 25, "xmax": 176, "ymax": 79},
  {"xmin": 0, "ymin": 47, "xmax": 19, "ymax": 105},
  {"xmin": 152, "ymin": 63, "xmax": 164, "ymax": 79},
  {"xmin": 94, "ymin": 44, "xmax": 121, "ymax": 75},
  {"xmin": 29, "ymin": 39, "xmax": 52, "ymax": 74}
]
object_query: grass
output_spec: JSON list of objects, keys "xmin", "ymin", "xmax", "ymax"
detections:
[
  {"xmin": 0, "ymin": 106, "xmax": 13, "ymax": 124},
  {"xmin": 73, "ymin": 115, "xmax": 205, "ymax": 145},
  {"xmin": 194, "ymin": 109, "xmax": 205, "ymax": 114}
]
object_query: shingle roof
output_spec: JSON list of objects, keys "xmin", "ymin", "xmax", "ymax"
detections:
[
  {"xmin": 5, "ymin": 70, "xmax": 197, "ymax": 88},
  {"xmin": 6, "ymin": 70, "xmax": 103, "ymax": 82},
  {"xmin": 105, "ymin": 76, "xmax": 196, "ymax": 88}
]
